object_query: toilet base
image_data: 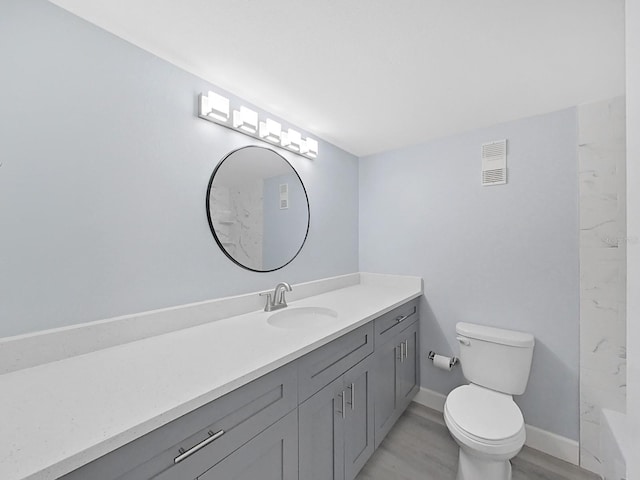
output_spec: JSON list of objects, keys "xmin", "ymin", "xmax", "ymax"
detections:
[{"xmin": 456, "ymin": 446, "xmax": 513, "ymax": 480}]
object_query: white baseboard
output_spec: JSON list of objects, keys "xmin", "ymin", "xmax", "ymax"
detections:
[
  {"xmin": 524, "ymin": 423, "xmax": 579, "ymax": 466},
  {"xmin": 413, "ymin": 387, "xmax": 580, "ymax": 466},
  {"xmin": 414, "ymin": 386, "xmax": 447, "ymax": 412}
]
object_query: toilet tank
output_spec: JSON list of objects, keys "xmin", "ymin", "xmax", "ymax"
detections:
[{"xmin": 456, "ymin": 322, "xmax": 535, "ymax": 395}]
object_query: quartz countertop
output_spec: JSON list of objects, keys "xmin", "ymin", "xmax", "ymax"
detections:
[{"xmin": 0, "ymin": 273, "xmax": 422, "ymax": 480}]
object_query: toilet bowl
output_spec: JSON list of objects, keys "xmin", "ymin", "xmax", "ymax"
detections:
[
  {"xmin": 444, "ymin": 384, "xmax": 525, "ymax": 480},
  {"xmin": 444, "ymin": 322, "xmax": 535, "ymax": 480}
]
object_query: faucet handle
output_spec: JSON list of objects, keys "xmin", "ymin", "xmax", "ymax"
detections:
[{"xmin": 259, "ymin": 291, "xmax": 274, "ymax": 311}]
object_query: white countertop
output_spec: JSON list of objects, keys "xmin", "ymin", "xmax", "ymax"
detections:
[{"xmin": 0, "ymin": 274, "xmax": 422, "ymax": 480}]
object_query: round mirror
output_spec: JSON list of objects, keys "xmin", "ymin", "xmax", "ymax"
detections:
[{"xmin": 206, "ymin": 146, "xmax": 310, "ymax": 272}]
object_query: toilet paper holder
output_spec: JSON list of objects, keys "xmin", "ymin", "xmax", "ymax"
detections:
[{"xmin": 428, "ymin": 351, "xmax": 459, "ymax": 369}]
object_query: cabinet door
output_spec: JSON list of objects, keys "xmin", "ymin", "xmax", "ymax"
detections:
[
  {"xmin": 343, "ymin": 358, "xmax": 374, "ymax": 480},
  {"xmin": 373, "ymin": 337, "xmax": 400, "ymax": 448},
  {"xmin": 197, "ymin": 410, "xmax": 298, "ymax": 480},
  {"xmin": 299, "ymin": 376, "xmax": 345, "ymax": 480},
  {"xmin": 397, "ymin": 322, "xmax": 419, "ymax": 410}
]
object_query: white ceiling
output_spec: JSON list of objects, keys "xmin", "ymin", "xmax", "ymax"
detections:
[{"xmin": 48, "ymin": 0, "xmax": 625, "ymax": 157}]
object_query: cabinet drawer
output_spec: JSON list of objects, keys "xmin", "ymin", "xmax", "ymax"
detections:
[
  {"xmin": 298, "ymin": 322, "xmax": 374, "ymax": 402},
  {"xmin": 374, "ymin": 299, "xmax": 418, "ymax": 346},
  {"xmin": 61, "ymin": 363, "xmax": 297, "ymax": 480}
]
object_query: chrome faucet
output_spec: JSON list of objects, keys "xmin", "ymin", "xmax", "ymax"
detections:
[{"xmin": 260, "ymin": 282, "xmax": 292, "ymax": 312}]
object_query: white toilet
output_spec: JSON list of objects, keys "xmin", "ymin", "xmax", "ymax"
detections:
[{"xmin": 444, "ymin": 322, "xmax": 535, "ymax": 480}]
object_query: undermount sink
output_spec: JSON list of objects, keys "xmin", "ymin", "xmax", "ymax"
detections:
[{"xmin": 267, "ymin": 307, "xmax": 339, "ymax": 329}]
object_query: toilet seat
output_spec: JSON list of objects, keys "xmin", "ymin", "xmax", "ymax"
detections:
[{"xmin": 444, "ymin": 384, "xmax": 525, "ymax": 456}]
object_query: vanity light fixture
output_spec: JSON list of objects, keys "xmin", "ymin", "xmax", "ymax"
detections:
[
  {"xmin": 304, "ymin": 138, "xmax": 319, "ymax": 159},
  {"xmin": 200, "ymin": 91, "xmax": 230, "ymax": 122},
  {"xmin": 233, "ymin": 106, "xmax": 258, "ymax": 134},
  {"xmin": 282, "ymin": 128, "xmax": 303, "ymax": 152},
  {"xmin": 197, "ymin": 90, "xmax": 318, "ymax": 159},
  {"xmin": 259, "ymin": 118, "xmax": 282, "ymax": 143}
]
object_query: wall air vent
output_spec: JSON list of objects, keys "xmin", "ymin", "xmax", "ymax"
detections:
[
  {"xmin": 481, "ymin": 139, "xmax": 507, "ymax": 186},
  {"xmin": 279, "ymin": 183, "xmax": 289, "ymax": 209}
]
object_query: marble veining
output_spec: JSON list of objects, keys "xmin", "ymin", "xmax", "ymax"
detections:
[
  {"xmin": 577, "ymin": 96, "xmax": 626, "ymax": 475},
  {"xmin": 211, "ymin": 178, "xmax": 264, "ymax": 268}
]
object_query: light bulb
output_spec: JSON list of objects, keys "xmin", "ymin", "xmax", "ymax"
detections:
[
  {"xmin": 233, "ymin": 106, "xmax": 258, "ymax": 133},
  {"xmin": 305, "ymin": 138, "xmax": 318, "ymax": 158},
  {"xmin": 203, "ymin": 91, "xmax": 229, "ymax": 122},
  {"xmin": 282, "ymin": 128, "xmax": 302, "ymax": 151},
  {"xmin": 259, "ymin": 118, "xmax": 282, "ymax": 143}
]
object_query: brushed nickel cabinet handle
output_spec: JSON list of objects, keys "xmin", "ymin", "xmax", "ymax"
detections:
[
  {"xmin": 348, "ymin": 383, "xmax": 355, "ymax": 410},
  {"xmin": 337, "ymin": 390, "xmax": 346, "ymax": 419},
  {"xmin": 395, "ymin": 314, "xmax": 409, "ymax": 324},
  {"xmin": 174, "ymin": 429, "xmax": 225, "ymax": 464}
]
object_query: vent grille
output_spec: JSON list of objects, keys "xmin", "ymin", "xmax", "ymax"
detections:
[
  {"xmin": 481, "ymin": 140, "xmax": 507, "ymax": 186},
  {"xmin": 482, "ymin": 168, "xmax": 506, "ymax": 184},
  {"xmin": 482, "ymin": 142, "xmax": 505, "ymax": 158},
  {"xmin": 279, "ymin": 183, "xmax": 289, "ymax": 209}
]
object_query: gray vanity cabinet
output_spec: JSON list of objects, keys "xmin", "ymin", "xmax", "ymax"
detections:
[
  {"xmin": 299, "ymin": 356, "xmax": 374, "ymax": 480},
  {"xmin": 297, "ymin": 323, "xmax": 374, "ymax": 402},
  {"xmin": 373, "ymin": 300, "xmax": 420, "ymax": 447},
  {"xmin": 60, "ymin": 299, "xmax": 419, "ymax": 480},
  {"xmin": 373, "ymin": 335, "xmax": 402, "ymax": 446},
  {"xmin": 396, "ymin": 321, "xmax": 419, "ymax": 409},
  {"xmin": 61, "ymin": 363, "xmax": 298, "ymax": 480},
  {"xmin": 298, "ymin": 375, "xmax": 345, "ymax": 480},
  {"xmin": 342, "ymin": 357, "xmax": 375, "ymax": 480},
  {"xmin": 197, "ymin": 410, "xmax": 298, "ymax": 480}
]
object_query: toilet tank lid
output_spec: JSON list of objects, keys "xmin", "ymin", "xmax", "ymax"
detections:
[{"xmin": 456, "ymin": 322, "xmax": 534, "ymax": 348}]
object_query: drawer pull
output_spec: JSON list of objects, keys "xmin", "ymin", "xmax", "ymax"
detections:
[
  {"xmin": 174, "ymin": 429, "xmax": 225, "ymax": 464},
  {"xmin": 400, "ymin": 342, "xmax": 405, "ymax": 363},
  {"xmin": 379, "ymin": 306, "xmax": 416, "ymax": 336}
]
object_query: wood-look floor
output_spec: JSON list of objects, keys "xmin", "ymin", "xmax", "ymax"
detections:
[{"xmin": 356, "ymin": 403, "xmax": 600, "ymax": 480}]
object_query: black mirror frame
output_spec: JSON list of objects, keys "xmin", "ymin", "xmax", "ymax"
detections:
[{"xmin": 205, "ymin": 145, "xmax": 310, "ymax": 273}]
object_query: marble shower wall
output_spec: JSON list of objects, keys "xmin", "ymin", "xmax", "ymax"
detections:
[
  {"xmin": 578, "ymin": 96, "xmax": 627, "ymax": 474},
  {"xmin": 210, "ymin": 179, "xmax": 264, "ymax": 269}
]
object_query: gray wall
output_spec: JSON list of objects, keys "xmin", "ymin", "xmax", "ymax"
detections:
[
  {"xmin": 0, "ymin": 0, "xmax": 585, "ymax": 445},
  {"xmin": 0, "ymin": 0, "xmax": 359, "ymax": 338},
  {"xmin": 263, "ymin": 173, "xmax": 308, "ymax": 270},
  {"xmin": 359, "ymin": 109, "xmax": 580, "ymax": 440}
]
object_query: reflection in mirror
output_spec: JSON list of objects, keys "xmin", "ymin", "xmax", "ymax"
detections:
[{"xmin": 206, "ymin": 146, "xmax": 310, "ymax": 272}]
